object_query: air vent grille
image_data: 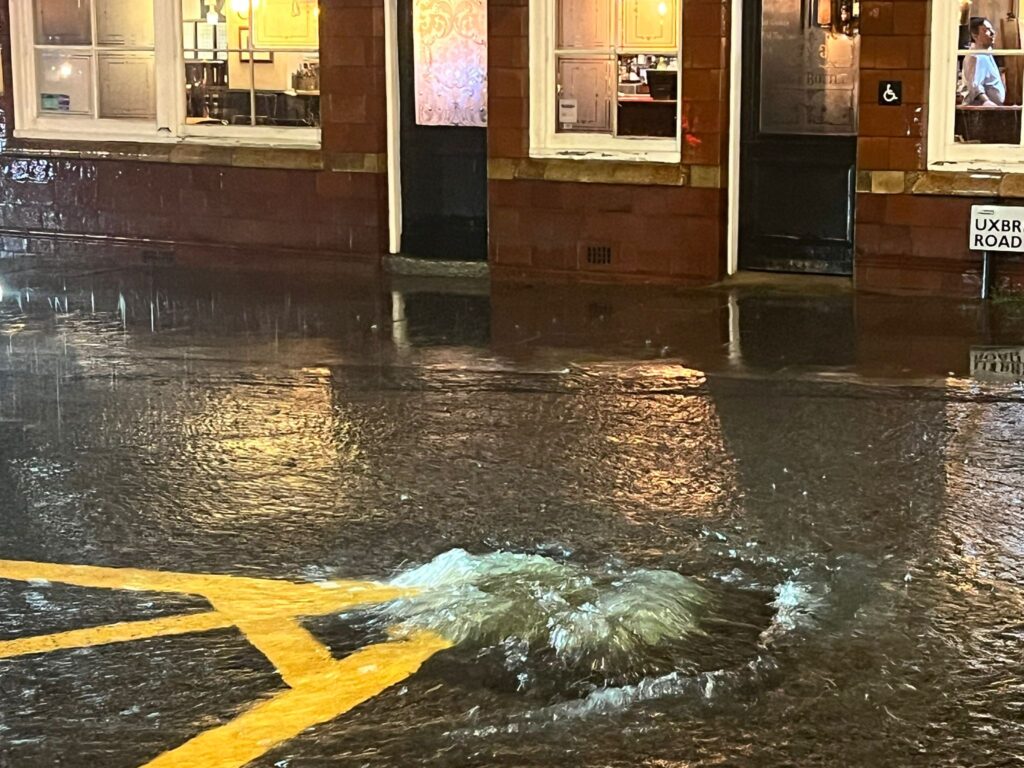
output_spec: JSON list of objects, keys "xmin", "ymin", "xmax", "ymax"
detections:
[{"xmin": 585, "ymin": 245, "xmax": 613, "ymax": 265}]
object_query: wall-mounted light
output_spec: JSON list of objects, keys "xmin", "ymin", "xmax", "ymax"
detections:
[
  {"xmin": 958, "ymin": 0, "xmax": 972, "ymax": 25},
  {"xmin": 231, "ymin": 0, "xmax": 260, "ymax": 18},
  {"xmin": 804, "ymin": 0, "xmax": 858, "ymax": 35},
  {"xmin": 816, "ymin": 0, "xmax": 832, "ymax": 26}
]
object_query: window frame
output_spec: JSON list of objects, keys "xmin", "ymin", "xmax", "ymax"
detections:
[
  {"xmin": 927, "ymin": 0, "xmax": 1024, "ymax": 171},
  {"xmin": 528, "ymin": 0, "xmax": 683, "ymax": 163},
  {"xmin": 9, "ymin": 1, "xmax": 321, "ymax": 148}
]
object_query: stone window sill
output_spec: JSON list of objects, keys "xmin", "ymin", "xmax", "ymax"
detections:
[
  {"xmin": 858, "ymin": 169, "xmax": 1024, "ymax": 198},
  {"xmin": 2, "ymin": 139, "xmax": 386, "ymax": 174},
  {"xmin": 488, "ymin": 158, "xmax": 720, "ymax": 188}
]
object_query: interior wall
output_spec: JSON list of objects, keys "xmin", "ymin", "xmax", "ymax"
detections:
[{"xmin": 225, "ymin": 1, "xmax": 319, "ymax": 90}]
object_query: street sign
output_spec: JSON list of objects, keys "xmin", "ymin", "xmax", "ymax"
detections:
[
  {"xmin": 970, "ymin": 204, "xmax": 1024, "ymax": 251},
  {"xmin": 971, "ymin": 346, "xmax": 1024, "ymax": 381}
]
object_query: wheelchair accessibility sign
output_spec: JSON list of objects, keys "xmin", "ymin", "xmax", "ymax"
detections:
[
  {"xmin": 878, "ymin": 80, "xmax": 902, "ymax": 106},
  {"xmin": 0, "ymin": 559, "xmax": 450, "ymax": 768}
]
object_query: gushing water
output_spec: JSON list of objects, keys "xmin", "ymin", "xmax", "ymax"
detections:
[{"xmin": 379, "ymin": 549, "xmax": 710, "ymax": 680}]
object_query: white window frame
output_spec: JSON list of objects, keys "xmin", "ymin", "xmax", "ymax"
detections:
[
  {"xmin": 528, "ymin": 0, "xmax": 682, "ymax": 163},
  {"xmin": 9, "ymin": 1, "xmax": 321, "ymax": 149},
  {"xmin": 927, "ymin": 0, "xmax": 1024, "ymax": 172}
]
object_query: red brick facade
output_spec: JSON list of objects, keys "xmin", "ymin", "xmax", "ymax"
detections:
[
  {"xmin": 1, "ymin": 0, "xmax": 1023, "ymax": 294},
  {"xmin": 487, "ymin": 0, "xmax": 730, "ymax": 284},
  {"xmin": 855, "ymin": 0, "xmax": 1024, "ymax": 295},
  {"xmin": 0, "ymin": 0, "xmax": 388, "ymax": 261}
]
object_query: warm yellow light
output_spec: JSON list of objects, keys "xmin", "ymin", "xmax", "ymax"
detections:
[
  {"xmin": 231, "ymin": 0, "xmax": 259, "ymax": 15},
  {"xmin": 657, "ymin": 1, "xmax": 668, "ymax": 14},
  {"xmin": 958, "ymin": 0, "xmax": 971, "ymax": 24},
  {"xmin": 58, "ymin": 62, "xmax": 73, "ymax": 78}
]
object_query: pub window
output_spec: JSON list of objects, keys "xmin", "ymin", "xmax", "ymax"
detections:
[
  {"xmin": 928, "ymin": 0, "xmax": 1024, "ymax": 169},
  {"xmin": 530, "ymin": 0, "xmax": 683, "ymax": 162},
  {"xmin": 10, "ymin": 0, "xmax": 320, "ymax": 145},
  {"xmin": 182, "ymin": 0, "xmax": 320, "ymax": 134},
  {"xmin": 32, "ymin": 0, "xmax": 157, "ymax": 121}
]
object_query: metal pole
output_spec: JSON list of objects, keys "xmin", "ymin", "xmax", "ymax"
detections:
[{"xmin": 981, "ymin": 250, "xmax": 992, "ymax": 300}]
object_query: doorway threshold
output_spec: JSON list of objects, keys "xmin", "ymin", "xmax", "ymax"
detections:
[
  {"xmin": 384, "ymin": 254, "xmax": 490, "ymax": 279},
  {"xmin": 716, "ymin": 270, "xmax": 854, "ymax": 294}
]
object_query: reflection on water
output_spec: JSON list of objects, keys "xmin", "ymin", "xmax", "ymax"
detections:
[{"xmin": 0, "ymin": 260, "xmax": 1023, "ymax": 766}]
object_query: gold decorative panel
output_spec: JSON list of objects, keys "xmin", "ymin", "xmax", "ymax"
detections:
[{"xmin": 620, "ymin": 0, "xmax": 678, "ymax": 51}]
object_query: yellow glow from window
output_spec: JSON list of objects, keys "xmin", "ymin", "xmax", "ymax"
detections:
[{"xmin": 231, "ymin": 0, "xmax": 260, "ymax": 15}]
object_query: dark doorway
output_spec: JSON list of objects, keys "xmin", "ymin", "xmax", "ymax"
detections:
[
  {"xmin": 397, "ymin": 0, "xmax": 488, "ymax": 261},
  {"xmin": 739, "ymin": 0, "xmax": 860, "ymax": 274}
]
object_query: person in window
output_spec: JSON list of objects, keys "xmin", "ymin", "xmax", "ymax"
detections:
[{"xmin": 962, "ymin": 17, "xmax": 1006, "ymax": 106}]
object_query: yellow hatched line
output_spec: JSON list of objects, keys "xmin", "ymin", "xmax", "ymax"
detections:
[
  {"xmin": 0, "ymin": 611, "xmax": 233, "ymax": 659},
  {"xmin": 142, "ymin": 629, "xmax": 451, "ymax": 768},
  {"xmin": 0, "ymin": 559, "xmax": 452, "ymax": 768}
]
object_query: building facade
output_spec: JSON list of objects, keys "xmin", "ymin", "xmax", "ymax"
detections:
[{"xmin": 0, "ymin": 0, "xmax": 1023, "ymax": 295}]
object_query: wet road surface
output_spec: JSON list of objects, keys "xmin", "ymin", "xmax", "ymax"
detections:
[{"xmin": 1, "ymin": 258, "xmax": 1024, "ymax": 766}]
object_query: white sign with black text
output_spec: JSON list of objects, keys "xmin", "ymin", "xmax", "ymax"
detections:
[
  {"xmin": 558, "ymin": 98, "xmax": 578, "ymax": 125},
  {"xmin": 970, "ymin": 204, "xmax": 1024, "ymax": 252}
]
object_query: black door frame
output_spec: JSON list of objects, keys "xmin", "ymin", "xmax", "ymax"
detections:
[
  {"xmin": 389, "ymin": 0, "xmax": 488, "ymax": 261},
  {"xmin": 733, "ymin": 0, "xmax": 858, "ymax": 276}
]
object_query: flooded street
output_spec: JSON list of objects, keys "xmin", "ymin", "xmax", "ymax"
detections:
[{"xmin": 1, "ymin": 258, "xmax": 1024, "ymax": 767}]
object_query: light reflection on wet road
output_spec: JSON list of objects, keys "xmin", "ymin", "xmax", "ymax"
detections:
[{"xmin": 1, "ymin": 261, "xmax": 1023, "ymax": 767}]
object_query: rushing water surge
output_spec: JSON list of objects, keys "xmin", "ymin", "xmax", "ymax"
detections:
[
  {"xmin": 338, "ymin": 546, "xmax": 844, "ymax": 729},
  {"xmin": 383, "ymin": 548, "xmax": 710, "ymax": 678},
  {"xmin": 2, "ymin": 263, "xmax": 1024, "ymax": 767}
]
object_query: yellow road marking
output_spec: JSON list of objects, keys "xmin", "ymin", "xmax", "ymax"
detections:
[
  {"xmin": 143, "ymin": 630, "xmax": 450, "ymax": 768},
  {"xmin": 0, "ymin": 611, "xmax": 233, "ymax": 659},
  {"xmin": 0, "ymin": 559, "xmax": 452, "ymax": 768}
]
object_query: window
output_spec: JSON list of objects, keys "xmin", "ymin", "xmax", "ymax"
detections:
[
  {"xmin": 928, "ymin": 0, "xmax": 1024, "ymax": 169},
  {"xmin": 529, "ymin": 0, "xmax": 683, "ymax": 162},
  {"xmin": 10, "ymin": 0, "xmax": 320, "ymax": 146}
]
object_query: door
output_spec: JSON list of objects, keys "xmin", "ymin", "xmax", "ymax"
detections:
[
  {"xmin": 739, "ymin": 0, "xmax": 860, "ymax": 274},
  {"xmin": 397, "ymin": 0, "xmax": 488, "ymax": 260}
]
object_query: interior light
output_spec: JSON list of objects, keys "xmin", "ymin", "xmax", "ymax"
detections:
[
  {"xmin": 231, "ymin": 0, "xmax": 259, "ymax": 16},
  {"xmin": 958, "ymin": 0, "xmax": 971, "ymax": 24},
  {"xmin": 206, "ymin": 10, "xmax": 220, "ymax": 23},
  {"xmin": 816, "ymin": 0, "xmax": 831, "ymax": 27},
  {"xmin": 58, "ymin": 62, "xmax": 73, "ymax": 78},
  {"xmin": 658, "ymin": 1, "xmax": 668, "ymax": 14}
]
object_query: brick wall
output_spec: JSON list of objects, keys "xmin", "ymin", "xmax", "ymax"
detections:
[
  {"xmin": 854, "ymin": 0, "xmax": 1024, "ymax": 294},
  {"xmin": 487, "ymin": 0, "xmax": 729, "ymax": 283},
  {"xmin": 0, "ymin": 0, "xmax": 389, "ymax": 261}
]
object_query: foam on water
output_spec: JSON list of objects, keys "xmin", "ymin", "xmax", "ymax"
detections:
[
  {"xmin": 383, "ymin": 548, "xmax": 709, "ymax": 676},
  {"xmin": 366, "ymin": 548, "xmax": 838, "ymax": 728}
]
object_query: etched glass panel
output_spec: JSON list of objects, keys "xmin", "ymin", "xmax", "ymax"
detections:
[
  {"xmin": 759, "ymin": 0, "xmax": 860, "ymax": 134},
  {"xmin": 34, "ymin": 0, "xmax": 92, "ymax": 45},
  {"xmin": 96, "ymin": 0, "xmax": 155, "ymax": 47},
  {"xmin": 558, "ymin": 0, "xmax": 612, "ymax": 49},
  {"xmin": 414, "ymin": 0, "xmax": 488, "ymax": 126},
  {"xmin": 36, "ymin": 50, "xmax": 93, "ymax": 114},
  {"xmin": 98, "ymin": 52, "xmax": 156, "ymax": 118},
  {"xmin": 556, "ymin": 56, "xmax": 613, "ymax": 133}
]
